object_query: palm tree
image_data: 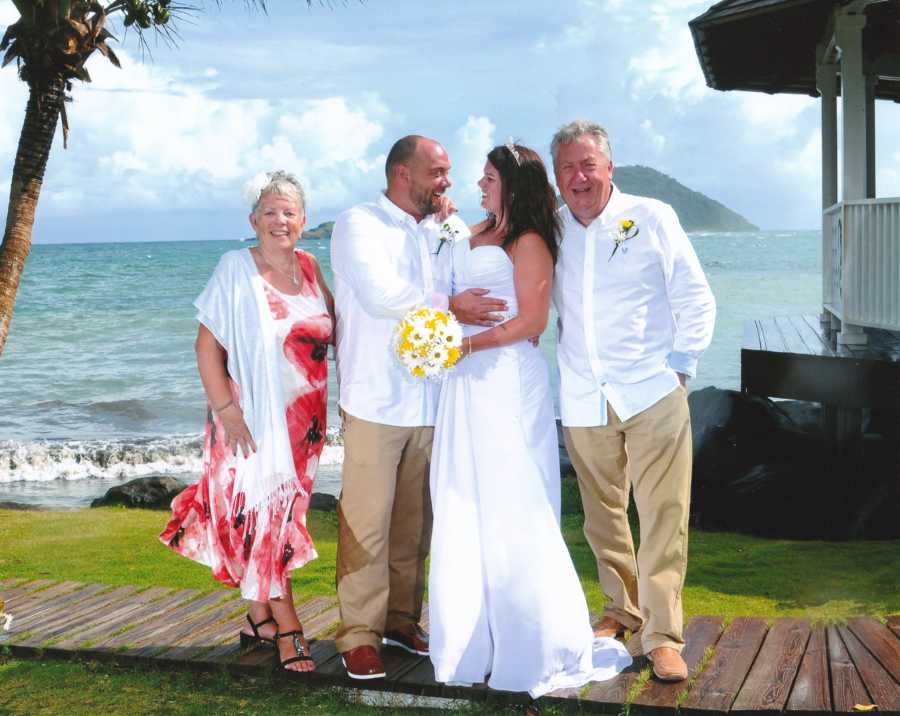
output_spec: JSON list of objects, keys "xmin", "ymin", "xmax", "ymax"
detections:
[{"xmin": 0, "ymin": 0, "xmax": 311, "ymax": 356}]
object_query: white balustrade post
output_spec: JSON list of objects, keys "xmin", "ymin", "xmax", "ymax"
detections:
[
  {"xmin": 818, "ymin": 59, "xmax": 839, "ymax": 327},
  {"xmin": 835, "ymin": 6, "xmax": 870, "ymax": 345}
]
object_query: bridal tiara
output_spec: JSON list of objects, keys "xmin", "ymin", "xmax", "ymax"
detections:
[{"xmin": 505, "ymin": 137, "xmax": 521, "ymax": 166}]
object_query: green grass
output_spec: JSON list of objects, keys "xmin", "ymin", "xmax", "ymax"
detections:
[{"xmin": 1, "ymin": 480, "xmax": 899, "ymax": 713}]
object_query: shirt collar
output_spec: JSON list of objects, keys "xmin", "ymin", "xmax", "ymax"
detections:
[{"xmin": 378, "ymin": 191, "xmax": 424, "ymax": 231}]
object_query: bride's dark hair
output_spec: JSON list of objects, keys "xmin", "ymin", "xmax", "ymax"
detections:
[{"xmin": 487, "ymin": 143, "xmax": 560, "ymax": 265}]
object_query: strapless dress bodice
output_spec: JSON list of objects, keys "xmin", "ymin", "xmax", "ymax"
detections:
[{"xmin": 452, "ymin": 242, "xmax": 518, "ymax": 335}]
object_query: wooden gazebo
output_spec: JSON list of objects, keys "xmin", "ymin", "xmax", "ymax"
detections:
[
  {"xmin": 690, "ymin": 1, "xmax": 900, "ymax": 501},
  {"xmin": 692, "ymin": 0, "xmax": 900, "ymax": 343}
]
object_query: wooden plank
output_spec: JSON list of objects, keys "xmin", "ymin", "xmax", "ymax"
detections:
[
  {"xmin": 122, "ymin": 591, "xmax": 233, "ymax": 653},
  {"xmin": 758, "ymin": 318, "xmax": 788, "ymax": 354},
  {"xmin": 887, "ymin": 615, "xmax": 900, "ymax": 639},
  {"xmin": 633, "ymin": 616, "xmax": 725, "ymax": 708},
  {"xmin": 138, "ymin": 596, "xmax": 242, "ymax": 660},
  {"xmin": 394, "ymin": 656, "xmax": 452, "ymax": 699},
  {"xmin": 301, "ymin": 604, "xmax": 340, "ymax": 640},
  {"xmin": 583, "ymin": 632, "xmax": 645, "ymax": 705},
  {"xmin": 8, "ymin": 583, "xmax": 109, "ymax": 631},
  {"xmin": 828, "ymin": 624, "xmax": 873, "ymax": 712},
  {"xmin": 786, "ymin": 625, "xmax": 831, "ymax": 712},
  {"xmin": 52, "ymin": 587, "xmax": 173, "ymax": 649},
  {"xmin": 798, "ymin": 315, "xmax": 836, "ymax": 356},
  {"xmin": 773, "ymin": 316, "xmax": 814, "ymax": 356},
  {"xmin": 837, "ymin": 625, "xmax": 900, "ymax": 711},
  {"xmin": 14, "ymin": 586, "xmax": 142, "ymax": 647},
  {"xmin": 96, "ymin": 589, "xmax": 200, "ymax": 649},
  {"xmin": 15, "ymin": 585, "xmax": 137, "ymax": 636},
  {"xmin": 5, "ymin": 581, "xmax": 91, "ymax": 616},
  {"xmin": 755, "ymin": 320, "xmax": 767, "ymax": 351},
  {"xmin": 743, "ymin": 321, "xmax": 763, "ymax": 351},
  {"xmin": 731, "ymin": 617, "xmax": 809, "ymax": 712},
  {"xmin": 847, "ymin": 616, "xmax": 900, "ymax": 684},
  {"xmin": 0, "ymin": 579, "xmax": 55, "ymax": 604},
  {"xmin": 681, "ymin": 617, "xmax": 768, "ymax": 712}
]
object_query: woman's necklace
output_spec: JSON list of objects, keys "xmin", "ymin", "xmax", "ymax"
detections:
[{"xmin": 258, "ymin": 247, "xmax": 299, "ymax": 288}]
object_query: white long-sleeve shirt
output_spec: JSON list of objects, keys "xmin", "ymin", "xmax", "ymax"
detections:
[
  {"xmin": 553, "ymin": 186, "xmax": 716, "ymax": 427},
  {"xmin": 331, "ymin": 192, "xmax": 466, "ymax": 426}
]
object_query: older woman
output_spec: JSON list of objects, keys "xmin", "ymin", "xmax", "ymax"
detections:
[{"xmin": 160, "ymin": 171, "xmax": 334, "ymax": 672}]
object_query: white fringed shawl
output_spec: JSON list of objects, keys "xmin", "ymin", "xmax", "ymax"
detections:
[{"xmin": 194, "ymin": 249, "xmax": 302, "ymax": 510}]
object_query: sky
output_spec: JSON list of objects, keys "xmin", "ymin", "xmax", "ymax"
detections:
[{"xmin": 2, "ymin": 0, "xmax": 900, "ymax": 242}]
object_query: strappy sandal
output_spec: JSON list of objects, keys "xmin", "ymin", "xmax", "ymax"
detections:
[
  {"xmin": 275, "ymin": 629, "xmax": 315, "ymax": 671},
  {"xmin": 239, "ymin": 614, "xmax": 277, "ymax": 648}
]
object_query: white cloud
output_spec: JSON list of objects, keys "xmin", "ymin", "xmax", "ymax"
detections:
[
  {"xmin": 453, "ymin": 115, "xmax": 495, "ymax": 203},
  {"xmin": 626, "ymin": 30, "xmax": 709, "ymax": 104},
  {"xmin": 774, "ymin": 129, "xmax": 820, "ymax": 178},
  {"xmin": 639, "ymin": 119, "xmax": 666, "ymax": 153},
  {"xmin": 0, "ymin": 0, "xmax": 18, "ymax": 26},
  {"xmin": 878, "ymin": 156, "xmax": 900, "ymax": 198},
  {"xmin": 0, "ymin": 48, "xmax": 392, "ymax": 218},
  {"xmin": 737, "ymin": 92, "xmax": 817, "ymax": 138}
]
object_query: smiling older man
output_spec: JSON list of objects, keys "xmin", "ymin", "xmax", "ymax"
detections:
[{"xmin": 551, "ymin": 120, "xmax": 715, "ymax": 682}]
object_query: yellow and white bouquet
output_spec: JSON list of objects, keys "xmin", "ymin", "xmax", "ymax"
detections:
[{"xmin": 395, "ymin": 307, "xmax": 464, "ymax": 379}]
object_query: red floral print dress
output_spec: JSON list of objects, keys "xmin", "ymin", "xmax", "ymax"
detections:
[{"xmin": 160, "ymin": 251, "xmax": 332, "ymax": 601}]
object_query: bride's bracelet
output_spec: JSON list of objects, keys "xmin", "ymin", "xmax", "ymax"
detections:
[{"xmin": 463, "ymin": 337, "xmax": 473, "ymax": 357}]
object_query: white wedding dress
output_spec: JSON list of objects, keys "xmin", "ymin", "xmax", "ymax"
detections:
[{"xmin": 428, "ymin": 241, "xmax": 632, "ymax": 698}]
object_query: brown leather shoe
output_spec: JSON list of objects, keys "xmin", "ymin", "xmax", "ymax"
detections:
[
  {"xmin": 592, "ymin": 616, "xmax": 627, "ymax": 639},
  {"xmin": 341, "ymin": 645, "xmax": 386, "ymax": 680},
  {"xmin": 648, "ymin": 647, "xmax": 688, "ymax": 682},
  {"xmin": 382, "ymin": 623, "xmax": 429, "ymax": 655}
]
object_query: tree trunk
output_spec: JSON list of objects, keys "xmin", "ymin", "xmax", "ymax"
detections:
[{"xmin": 0, "ymin": 78, "xmax": 64, "ymax": 356}]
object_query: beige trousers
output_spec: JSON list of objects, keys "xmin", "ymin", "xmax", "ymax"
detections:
[
  {"xmin": 563, "ymin": 385, "xmax": 692, "ymax": 655},
  {"xmin": 334, "ymin": 411, "xmax": 433, "ymax": 652}
]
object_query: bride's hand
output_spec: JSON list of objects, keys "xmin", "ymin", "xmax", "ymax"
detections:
[
  {"xmin": 218, "ymin": 404, "xmax": 257, "ymax": 458},
  {"xmin": 435, "ymin": 195, "xmax": 458, "ymax": 222}
]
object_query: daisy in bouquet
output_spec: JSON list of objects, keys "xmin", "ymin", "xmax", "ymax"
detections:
[{"xmin": 395, "ymin": 306, "xmax": 464, "ymax": 379}]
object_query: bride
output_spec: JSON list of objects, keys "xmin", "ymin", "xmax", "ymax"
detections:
[{"xmin": 428, "ymin": 142, "xmax": 632, "ymax": 698}]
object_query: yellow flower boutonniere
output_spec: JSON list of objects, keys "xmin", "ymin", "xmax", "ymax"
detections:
[{"xmin": 610, "ymin": 218, "xmax": 639, "ymax": 261}]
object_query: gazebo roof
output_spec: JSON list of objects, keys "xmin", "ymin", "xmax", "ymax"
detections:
[{"xmin": 689, "ymin": 0, "xmax": 900, "ymax": 101}]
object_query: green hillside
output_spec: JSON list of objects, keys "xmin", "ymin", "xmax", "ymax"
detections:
[
  {"xmin": 301, "ymin": 221, "xmax": 334, "ymax": 240},
  {"xmin": 291, "ymin": 167, "xmax": 755, "ymax": 240},
  {"xmin": 614, "ymin": 165, "xmax": 757, "ymax": 232}
]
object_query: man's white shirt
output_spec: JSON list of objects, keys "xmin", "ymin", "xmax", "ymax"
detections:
[
  {"xmin": 331, "ymin": 192, "xmax": 467, "ymax": 427},
  {"xmin": 553, "ymin": 185, "xmax": 716, "ymax": 427}
]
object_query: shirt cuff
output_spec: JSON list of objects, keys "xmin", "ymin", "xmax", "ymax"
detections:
[
  {"xmin": 428, "ymin": 292, "xmax": 449, "ymax": 311},
  {"xmin": 667, "ymin": 351, "xmax": 697, "ymax": 378}
]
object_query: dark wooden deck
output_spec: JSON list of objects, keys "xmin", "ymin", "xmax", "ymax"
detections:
[
  {"xmin": 741, "ymin": 315, "xmax": 900, "ymax": 410},
  {"xmin": 3, "ymin": 578, "xmax": 900, "ymax": 713}
]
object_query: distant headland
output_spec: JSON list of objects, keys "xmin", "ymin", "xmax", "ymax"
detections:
[
  {"xmin": 614, "ymin": 165, "xmax": 758, "ymax": 232},
  {"xmin": 295, "ymin": 167, "xmax": 757, "ymax": 240}
]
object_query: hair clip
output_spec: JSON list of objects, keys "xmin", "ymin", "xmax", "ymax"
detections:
[{"xmin": 505, "ymin": 137, "xmax": 521, "ymax": 166}]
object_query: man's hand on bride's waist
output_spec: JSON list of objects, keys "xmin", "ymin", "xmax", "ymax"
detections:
[{"xmin": 450, "ymin": 288, "xmax": 507, "ymax": 327}]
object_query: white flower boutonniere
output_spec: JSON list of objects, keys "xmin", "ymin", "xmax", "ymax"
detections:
[
  {"xmin": 434, "ymin": 222, "xmax": 460, "ymax": 255},
  {"xmin": 609, "ymin": 218, "xmax": 639, "ymax": 261}
]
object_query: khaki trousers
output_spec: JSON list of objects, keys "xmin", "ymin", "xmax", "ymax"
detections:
[
  {"xmin": 563, "ymin": 385, "xmax": 692, "ymax": 655},
  {"xmin": 334, "ymin": 411, "xmax": 433, "ymax": 652}
]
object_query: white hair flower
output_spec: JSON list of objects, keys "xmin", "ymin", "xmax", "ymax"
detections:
[{"xmin": 242, "ymin": 171, "xmax": 272, "ymax": 211}]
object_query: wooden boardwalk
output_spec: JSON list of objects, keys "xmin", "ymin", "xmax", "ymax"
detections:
[{"xmin": 2, "ymin": 578, "xmax": 900, "ymax": 713}]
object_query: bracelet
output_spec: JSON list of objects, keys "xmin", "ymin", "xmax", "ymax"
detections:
[
  {"xmin": 212, "ymin": 399, "xmax": 234, "ymax": 414},
  {"xmin": 463, "ymin": 337, "xmax": 472, "ymax": 357}
]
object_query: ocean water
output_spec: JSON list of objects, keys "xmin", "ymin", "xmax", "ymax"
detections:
[{"xmin": 0, "ymin": 231, "xmax": 822, "ymax": 507}]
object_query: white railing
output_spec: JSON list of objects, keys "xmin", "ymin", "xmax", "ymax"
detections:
[{"xmin": 822, "ymin": 198, "xmax": 900, "ymax": 331}]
